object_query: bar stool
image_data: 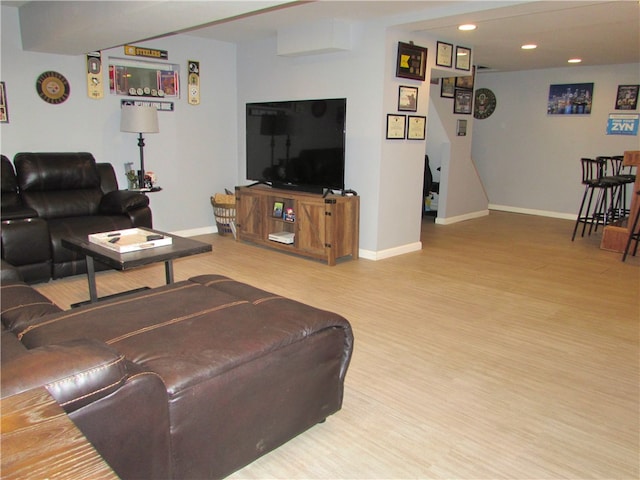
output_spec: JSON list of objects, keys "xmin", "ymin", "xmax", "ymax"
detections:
[
  {"xmin": 622, "ymin": 190, "xmax": 640, "ymax": 262},
  {"xmin": 571, "ymin": 157, "xmax": 621, "ymax": 241},
  {"xmin": 598, "ymin": 155, "xmax": 636, "ymax": 220}
]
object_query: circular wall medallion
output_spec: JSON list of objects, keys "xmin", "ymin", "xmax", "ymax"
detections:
[
  {"xmin": 36, "ymin": 71, "xmax": 70, "ymax": 104},
  {"xmin": 474, "ymin": 88, "xmax": 497, "ymax": 119}
]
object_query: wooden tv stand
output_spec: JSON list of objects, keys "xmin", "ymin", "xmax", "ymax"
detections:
[{"xmin": 235, "ymin": 186, "xmax": 359, "ymax": 265}]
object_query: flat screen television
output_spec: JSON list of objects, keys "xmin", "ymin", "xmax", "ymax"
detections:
[{"xmin": 246, "ymin": 98, "xmax": 346, "ymax": 194}]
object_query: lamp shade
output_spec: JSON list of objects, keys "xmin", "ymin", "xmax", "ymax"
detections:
[{"xmin": 120, "ymin": 105, "xmax": 159, "ymax": 134}]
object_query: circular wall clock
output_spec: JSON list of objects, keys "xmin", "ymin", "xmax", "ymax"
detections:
[
  {"xmin": 36, "ymin": 71, "xmax": 70, "ymax": 104},
  {"xmin": 474, "ymin": 88, "xmax": 497, "ymax": 119}
]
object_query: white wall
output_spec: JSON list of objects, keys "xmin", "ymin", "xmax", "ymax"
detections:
[
  {"xmin": 236, "ymin": 24, "xmax": 379, "ymax": 254},
  {"xmin": 0, "ymin": 5, "xmax": 238, "ymax": 234},
  {"xmin": 236, "ymin": 20, "xmax": 432, "ymax": 255},
  {"xmin": 473, "ymin": 63, "xmax": 640, "ymax": 218},
  {"xmin": 428, "ymin": 76, "xmax": 489, "ymax": 224}
]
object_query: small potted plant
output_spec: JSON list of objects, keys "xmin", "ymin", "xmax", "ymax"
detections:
[{"xmin": 126, "ymin": 169, "xmax": 139, "ymax": 190}]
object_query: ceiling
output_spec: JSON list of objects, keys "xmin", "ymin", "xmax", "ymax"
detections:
[{"xmin": 6, "ymin": 1, "xmax": 640, "ymax": 73}]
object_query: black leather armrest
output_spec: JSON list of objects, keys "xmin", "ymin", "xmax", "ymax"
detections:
[
  {"xmin": 0, "ymin": 338, "xmax": 128, "ymax": 413},
  {"xmin": 0, "ymin": 281, "xmax": 62, "ymax": 333},
  {"xmin": 1, "ymin": 205, "xmax": 38, "ymax": 221},
  {"xmin": 99, "ymin": 190, "xmax": 149, "ymax": 214}
]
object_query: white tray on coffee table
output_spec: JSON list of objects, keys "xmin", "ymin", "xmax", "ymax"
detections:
[{"xmin": 88, "ymin": 228, "xmax": 172, "ymax": 253}]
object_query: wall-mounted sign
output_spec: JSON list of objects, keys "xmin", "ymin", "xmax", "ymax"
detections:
[
  {"xmin": 36, "ymin": 71, "xmax": 70, "ymax": 104},
  {"xmin": 188, "ymin": 60, "xmax": 200, "ymax": 105},
  {"xmin": 606, "ymin": 113, "xmax": 639, "ymax": 135},
  {"xmin": 121, "ymin": 99, "xmax": 174, "ymax": 112},
  {"xmin": 109, "ymin": 57, "xmax": 180, "ymax": 98},
  {"xmin": 474, "ymin": 88, "xmax": 497, "ymax": 119},
  {"xmin": 124, "ymin": 45, "xmax": 168, "ymax": 60},
  {"xmin": 86, "ymin": 52, "xmax": 104, "ymax": 99}
]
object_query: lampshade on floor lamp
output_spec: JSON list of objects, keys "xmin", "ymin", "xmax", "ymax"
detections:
[{"xmin": 120, "ymin": 105, "xmax": 159, "ymax": 188}]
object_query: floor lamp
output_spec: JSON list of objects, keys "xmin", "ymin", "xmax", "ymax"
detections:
[{"xmin": 120, "ymin": 104, "xmax": 159, "ymax": 189}]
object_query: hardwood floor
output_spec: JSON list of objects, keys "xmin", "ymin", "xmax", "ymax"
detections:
[{"xmin": 34, "ymin": 212, "xmax": 639, "ymax": 479}]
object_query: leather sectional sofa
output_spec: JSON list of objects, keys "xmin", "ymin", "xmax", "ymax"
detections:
[
  {"xmin": 1, "ymin": 152, "xmax": 152, "ymax": 284},
  {"xmin": 1, "ymin": 268, "xmax": 354, "ymax": 479}
]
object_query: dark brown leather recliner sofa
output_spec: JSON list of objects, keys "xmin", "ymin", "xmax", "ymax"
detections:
[
  {"xmin": 0, "ymin": 269, "xmax": 354, "ymax": 479},
  {"xmin": 1, "ymin": 152, "xmax": 152, "ymax": 284}
]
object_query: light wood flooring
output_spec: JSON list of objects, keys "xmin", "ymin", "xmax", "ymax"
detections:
[{"xmin": 34, "ymin": 211, "xmax": 639, "ymax": 479}]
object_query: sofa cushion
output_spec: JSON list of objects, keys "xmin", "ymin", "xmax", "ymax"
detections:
[
  {"xmin": 15, "ymin": 152, "xmax": 103, "ymax": 219},
  {"xmin": 19, "ymin": 275, "xmax": 353, "ymax": 390},
  {"xmin": 16, "ymin": 152, "xmax": 101, "ymax": 191},
  {"xmin": 47, "ymin": 215, "xmax": 135, "ymax": 278},
  {"xmin": 1, "ymin": 156, "xmax": 38, "ymax": 220}
]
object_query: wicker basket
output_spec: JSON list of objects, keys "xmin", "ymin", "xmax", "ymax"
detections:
[{"xmin": 211, "ymin": 193, "xmax": 236, "ymax": 236}]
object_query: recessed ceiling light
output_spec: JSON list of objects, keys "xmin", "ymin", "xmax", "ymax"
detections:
[
  {"xmin": 568, "ymin": 58, "xmax": 582, "ymax": 64},
  {"xmin": 458, "ymin": 24, "xmax": 476, "ymax": 31},
  {"xmin": 521, "ymin": 44, "xmax": 537, "ymax": 50}
]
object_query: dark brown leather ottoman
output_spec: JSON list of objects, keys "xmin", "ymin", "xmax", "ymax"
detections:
[{"xmin": 14, "ymin": 274, "xmax": 354, "ymax": 479}]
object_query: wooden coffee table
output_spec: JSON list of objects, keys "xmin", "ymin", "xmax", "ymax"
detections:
[{"xmin": 62, "ymin": 228, "xmax": 212, "ymax": 304}]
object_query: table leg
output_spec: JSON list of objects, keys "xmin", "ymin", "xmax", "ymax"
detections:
[
  {"xmin": 86, "ymin": 255, "xmax": 98, "ymax": 303},
  {"xmin": 164, "ymin": 260, "xmax": 174, "ymax": 284}
]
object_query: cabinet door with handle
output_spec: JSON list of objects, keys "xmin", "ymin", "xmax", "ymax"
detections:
[
  {"xmin": 295, "ymin": 199, "xmax": 327, "ymax": 257},
  {"xmin": 235, "ymin": 191, "xmax": 263, "ymax": 242}
]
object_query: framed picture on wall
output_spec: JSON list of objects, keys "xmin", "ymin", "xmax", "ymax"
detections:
[
  {"xmin": 386, "ymin": 114, "xmax": 406, "ymax": 139},
  {"xmin": 407, "ymin": 115, "xmax": 426, "ymax": 140},
  {"xmin": 0, "ymin": 82, "xmax": 8, "ymax": 123},
  {"xmin": 440, "ymin": 77, "xmax": 455, "ymax": 98},
  {"xmin": 455, "ymin": 46, "xmax": 472, "ymax": 71},
  {"xmin": 547, "ymin": 82, "xmax": 593, "ymax": 115},
  {"xmin": 453, "ymin": 89, "xmax": 473, "ymax": 114},
  {"xmin": 436, "ymin": 41, "xmax": 453, "ymax": 67},
  {"xmin": 398, "ymin": 86, "xmax": 418, "ymax": 112},
  {"xmin": 455, "ymin": 66, "xmax": 475, "ymax": 90},
  {"xmin": 615, "ymin": 85, "xmax": 639, "ymax": 110},
  {"xmin": 457, "ymin": 119, "xmax": 467, "ymax": 136},
  {"xmin": 395, "ymin": 42, "xmax": 427, "ymax": 81}
]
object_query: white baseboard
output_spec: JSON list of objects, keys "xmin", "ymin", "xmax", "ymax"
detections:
[
  {"xmin": 489, "ymin": 204, "xmax": 575, "ymax": 220},
  {"xmin": 358, "ymin": 241, "xmax": 422, "ymax": 261},
  {"xmin": 435, "ymin": 209, "xmax": 490, "ymax": 225},
  {"xmin": 172, "ymin": 226, "xmax": 217, "ymax": 237}
]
